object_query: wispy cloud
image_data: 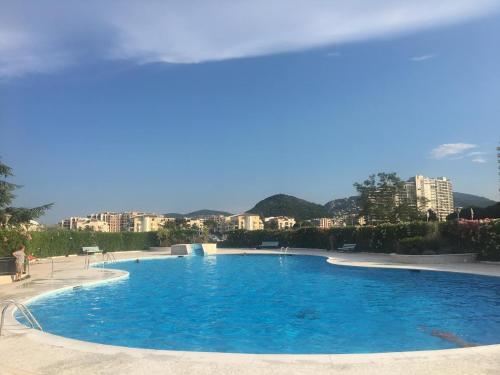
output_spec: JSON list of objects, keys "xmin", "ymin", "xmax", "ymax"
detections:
[
  {"xmin": 326, "ymin": 51, "xmax": 341, "ymax": 57},
  {"xmin": 472, "ymin": 156, "xmax": 487, "ymax": 163},
  {"xmin": 467, "ymin": 151, "xmax": 486, "ymax": 156},
  {"xmin": 410, "ymin": 54, "xmax": 436, "ymax": 62},
  {"xmin": 1, "ymin": 1, "xmax": 500, "ymax": 77},
  {"xmin": 430, "ymin": 143, "xmax": 477, "ymax": 159}
]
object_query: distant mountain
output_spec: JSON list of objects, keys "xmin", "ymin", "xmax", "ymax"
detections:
[
  {"xmin": 247, "ymin": 194, "xmax": 330, "ymax": 220},
  {"xmin": 163, "ymin": 212, "xmax": 185, "ymax": 219},
  {"xmin": 453, "ymin": 192, "xmax": 496, "ymax": 208},
  {"xmin": 165, "ymin": 192, "xmax": 495, "ymax": 221},
  {"xmin": 164, "ymin": 209, "xmax": 232, "ymax": 218},
  {"xmin": 324, "ymin": 196, "xmax": 361, "ymax": 218},
  {"xmin": 186, "ymin": 209, "xmax": 233, "ymax": 217}
]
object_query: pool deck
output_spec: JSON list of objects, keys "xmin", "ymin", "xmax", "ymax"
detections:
[{"xmin": 1, "ymin": 248, "xmax": 500, "ymax": 375}]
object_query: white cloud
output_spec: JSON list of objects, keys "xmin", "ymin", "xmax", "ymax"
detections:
[
  {"xmin": 467, "ymin": 151, "xmax": 486, "ymax": 156},
  {"xmin": 472, "ymin": 156, "xmax": 487, "ymax": 163},
  {"xmin": 1, "ymin": 0, "xmax": 500, "ymax": 77},
  {"xmin": 410, "ymin": 54, "xmax": 436, "ymax": 62},
  {"xmin": 430, "ymin": 143, "xmax": 477, "ymax": 159}
]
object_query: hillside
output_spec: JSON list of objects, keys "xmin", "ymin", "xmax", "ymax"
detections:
[
  {"xmin": 246, "ymin": 194, "xmax": 329, "ymax": 220},
  {"xmin": 186, "ymin": 209, "xmax": 233, "ymax": 217},
  {"xmin": 164, "ymin": 192, "xmax": 495, "ymax": 221},
  {"xmin": 164, "ymin": 209, "xmax": 232, "ymax": 218},
  {"xmin": 453, "ymin": 192, "xmax": 496, "ymax": 208},
  {"xmin": 324, "ymin": 196, "xmax": 361, "ymax": 218},
  {"xmin": 163, "ymin": 212, "xmax": 185, "ymax": 219}
]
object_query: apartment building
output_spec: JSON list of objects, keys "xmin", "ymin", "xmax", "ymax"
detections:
[
  {"xmin": 264, "ymin": 216, "xmax": 296, "ymax": 229},
  {"xmin": 60, "ymin": 217, "xmax": 82, "ymax": 230},
  {"xmin": 312, "ymin": 217, "xmax": 334, "ymax": 229},
  {"xmin": 131, "ymin": 214, "xmax": 170, "ymax": 232},
  {"xmin": 88, "ymin": 212, "xmax": 122, "ymax": 232},
  {"xmin": 184, "ymin": 218, "xmax": 205, "ymax": 229},
  {"xmin": 120, "ymin": 212, "xmax": 145, "ymax": 231},
  {"xmin": 60, "ymin": 217, "xmax": 110, "ymax": 232},
  {"xmin": 219, "ymin": 214, "xmax": 264, "ymax": 232},
  {"xmin": 404, "ymin": 175, "xmax": 454, "ymax": 221}
]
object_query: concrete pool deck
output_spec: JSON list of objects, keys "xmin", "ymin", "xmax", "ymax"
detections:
[{"xmin": 1, "ymin": 248, "xmax": 500, "ymax": 375}]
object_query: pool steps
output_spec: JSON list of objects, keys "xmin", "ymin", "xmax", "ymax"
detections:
[{"xmin": 0, "ymin": 299, "xmax": 43, "ymax": 336}]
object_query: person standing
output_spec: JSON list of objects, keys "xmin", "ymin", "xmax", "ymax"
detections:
[{"xmin": 12, "ymin": 244, "xmax": 26, "ymax": 281}]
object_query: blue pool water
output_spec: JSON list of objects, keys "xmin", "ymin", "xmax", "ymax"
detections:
[{"xmin": 21, "ymin": 255, "xmax": 500, "ymax": 354}]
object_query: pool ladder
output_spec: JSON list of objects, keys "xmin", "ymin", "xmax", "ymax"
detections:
[
  {"xmin": 84, "ymin": 252, "xmax": 116, "ymax": 269},
  {"xmin": 103, "ymin": 252, "xmax": 116, "ymax": 263},
  {"xmin": 280, "ymin": 247, "xmax": 289, "ymax": 255},
  {"xmin": 0, "ymin": 299, "xmax": 43, "ymax": 336}
]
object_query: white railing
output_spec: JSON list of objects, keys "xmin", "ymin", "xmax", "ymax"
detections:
[{"xmin": 0, "ymin": 300, "xmax": 43, "ymax": 336}]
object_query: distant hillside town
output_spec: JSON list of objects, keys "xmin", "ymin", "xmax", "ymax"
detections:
[{"xmin": 58, "ymin": 174, "xmax": 498, "ymax": 233}]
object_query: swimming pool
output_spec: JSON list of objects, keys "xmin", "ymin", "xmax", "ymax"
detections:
[{"xmin": 20, "ymin": 254, "xmax": 500, "ymax": 354}]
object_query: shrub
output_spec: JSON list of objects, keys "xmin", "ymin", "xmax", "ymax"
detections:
[
  {"xmin": 0, "ymin": 229, "xmax": 158, "ymax": 257},
  {"xmin": 397, "ymin": 236, "xmax": 425, "ymax": 255},
  {"xmin": 219, "ymin": 220, "xmax": 500, "ymax": 260},
  {"xmin": 0, "ymin": 228, "xmax": 29, "ymax": 257},
  {"xmin": 475, "ymin": 220, "xmax": 500, "ymax": 261}
]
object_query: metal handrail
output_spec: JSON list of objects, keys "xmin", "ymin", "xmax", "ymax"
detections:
[
  {"xmin": 98, "ymin": 252, "xmax": 117, "ymax": 268},
  {"xmin": 103, "ymin": 252, "xmax": 116, "ymax": 263},
  {"xmin": 84, "ymin": 254, "xmax": 92, "ymax": 269},
  {"xmin": 84, "ymin": 251, "xmax": 115, "ymax": 269},
  {"xmin": 0, "ymin": 299, "xmax": 43, "ymax": 336},
  {"xmin": 50, "ymin": 257, "xmax": 54, "ymax": 278}
]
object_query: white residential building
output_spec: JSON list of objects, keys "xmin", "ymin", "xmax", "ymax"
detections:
[
  {"xmin": 59, "ymin": 217, "xmax": 110, "ymax": 232},
  {"xmin": 184, "ymin": 218, "xmax": 205, "ymax": 229},
  {"xmin": 404, "ymin": 175, "xmax": 454, "ymax": 221},
  {"xmin": 88, "ymin": 212, "xmax": 122, "ymax": 232},
  {"xmin": 264, "ymin": 216, "xmax": 296, "ymax": 229},
  {"xmin": 219, "ymin": 214, "xmax": 264, "ymax": 232},
  {"xmin": 312, "ymin": 217, "xmax": 334, "ymax": 229},
  {"xmin": 131, "ymin": 214, "xmax": 170, "ymax": 232}
]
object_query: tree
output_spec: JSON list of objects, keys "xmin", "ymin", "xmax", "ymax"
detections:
[
  {"xmin": 0, "ymin": 159, "xmax": 53, "ymax": 225},
  {"xmin": 264, "ymin": 220, "xmax": 278, "ymax": 230},
  {"xmin": 354, "ymin": 172, "xmax": 422, "ymax": 224},
  {"xmin": 157, "ymin": 219, "xmax": 209, "ymax": 246},
  {"xmin": 293, "ymin": 220, "xmax": 313, "ymax": 228},
  {"xmin": 427, "ymin": 209, "xmax": 438, "ymax": 222},
  {"xmin": 203, "ymin": 219, "xmax": 218, "ymax": 234}
]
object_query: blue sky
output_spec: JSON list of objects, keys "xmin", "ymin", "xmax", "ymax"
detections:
[{"xmin": 1, "ymin": 1, "xmax": 499, "ymax": 223}]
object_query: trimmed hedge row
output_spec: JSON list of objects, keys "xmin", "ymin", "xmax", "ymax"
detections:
[
  {"xmin": 0, "ymin": 229, "xmax": 159, "ymax": 258},
  {"xmin": 220, "ymin": 220, "xmax": 500, "ymax": 261},
  {"xmin": 220, "ymin": 223, "xmax": 432, "ymax": 251},
  {"xmin": 1, "ymin": 220, "xmax": 499, "ymax": 260}
]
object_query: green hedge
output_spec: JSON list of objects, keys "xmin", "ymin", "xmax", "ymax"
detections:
[
  {"xmin": 0, "ymin": 229, "xmax": 159, "ymax": 258},
  {"xmin": 397, "ymin": 236, "xmax": 440, "ymax": 255},
  {"xmin": 1, "ymin": 220, "xmax": 499, "ymax": 261},
  {"xmin": 220, "ymin": 220, "xmax": 500, "ymax": 261},
  {"xmin": 220, "ymin": 223, "xmax": 434, "ymax": 252}
]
